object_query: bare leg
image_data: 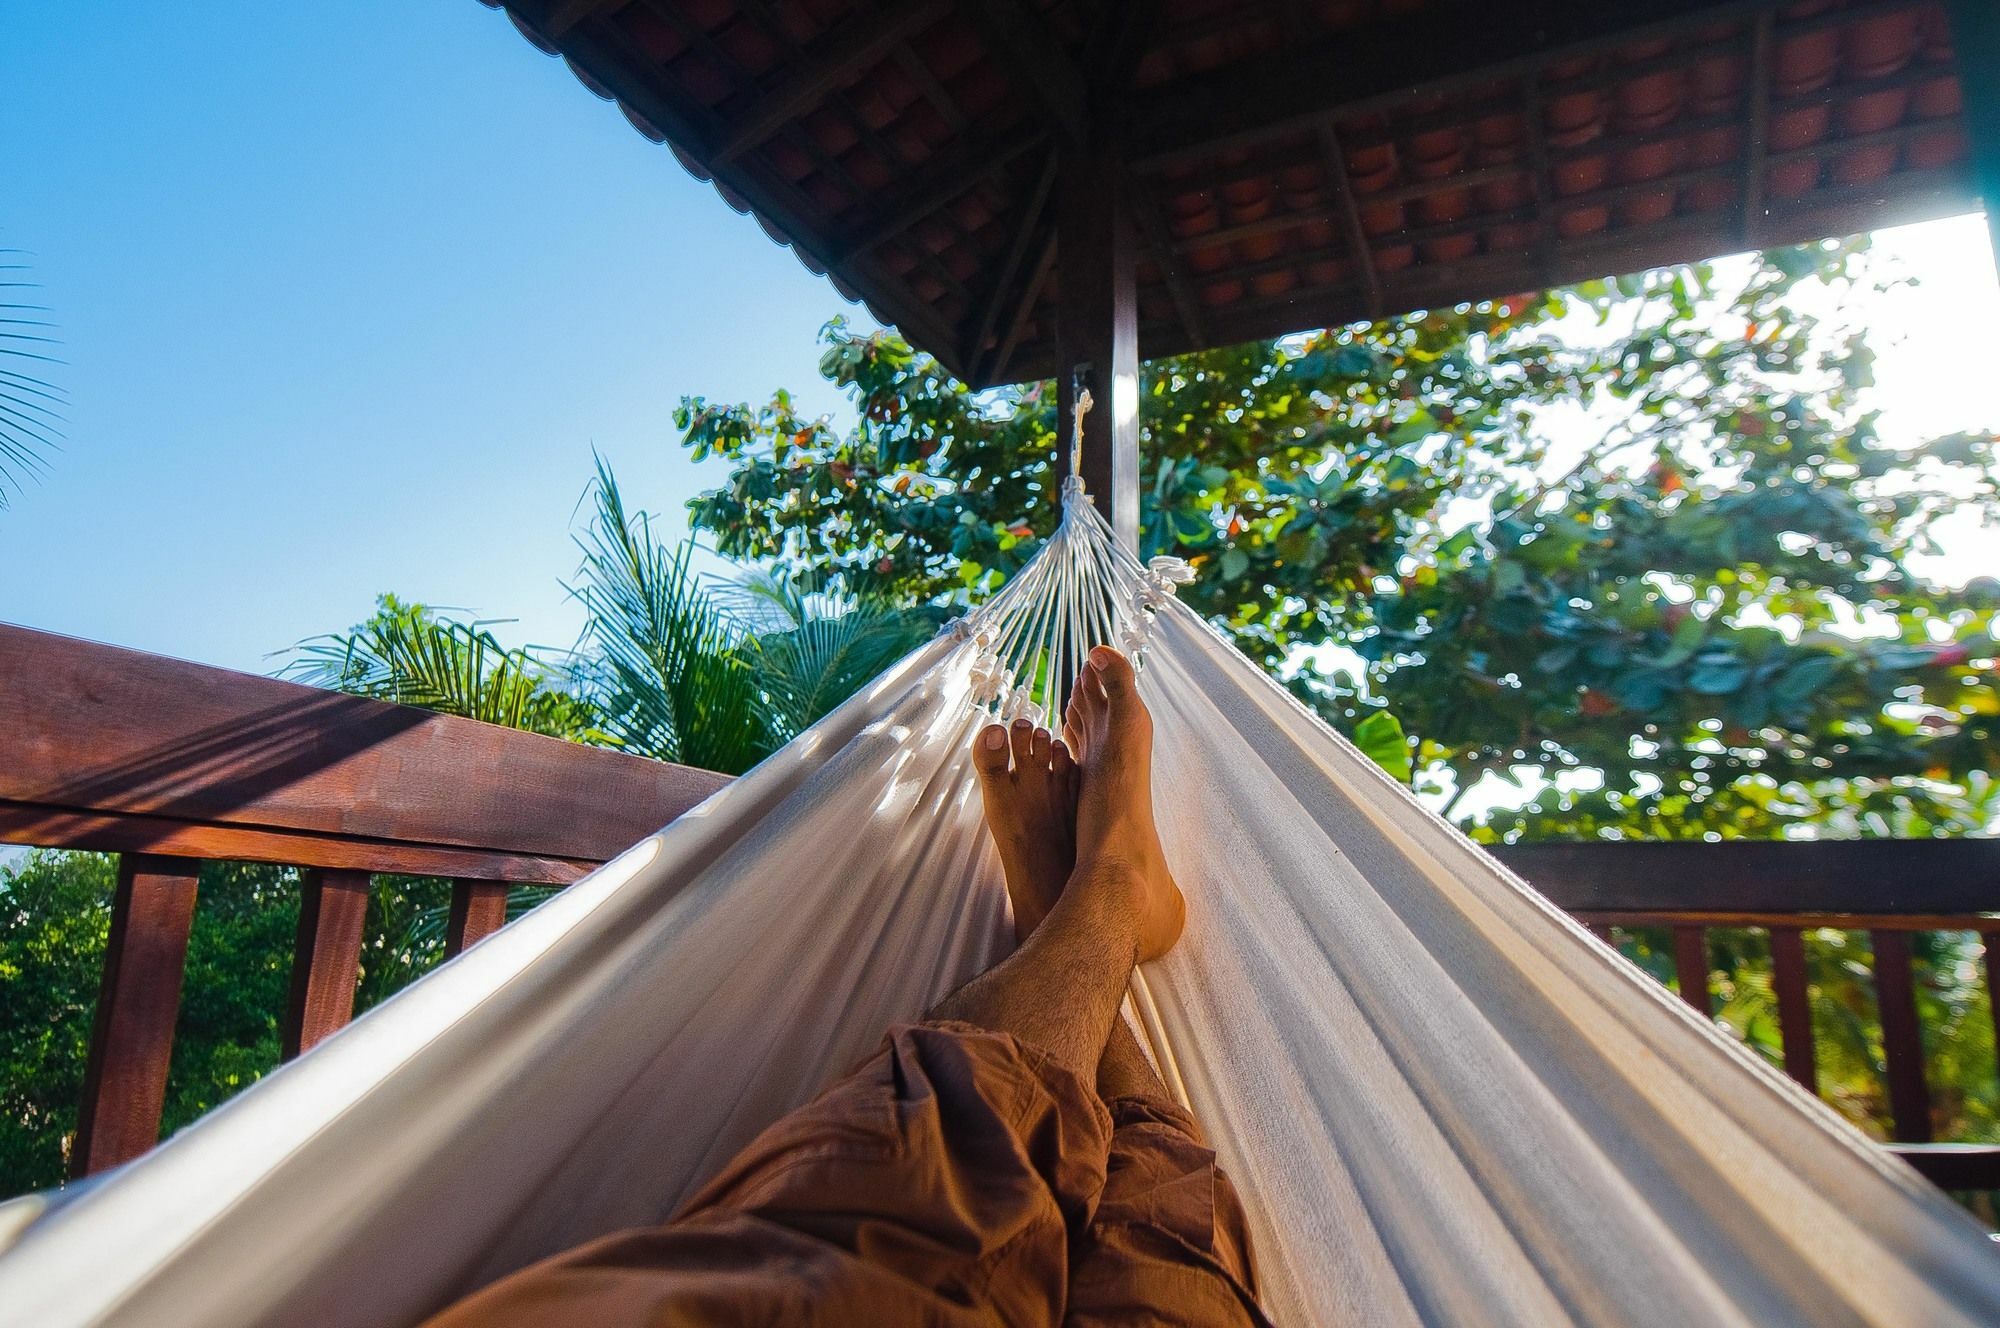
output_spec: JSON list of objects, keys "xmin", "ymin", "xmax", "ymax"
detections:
[
  {"xmin": 1097, "ymin": 1016, "xmax": 1172, "ymax": 1104},
  {"xmin": 944, "ymin": 646, "xmax": 1183, "ymax": 1086}
]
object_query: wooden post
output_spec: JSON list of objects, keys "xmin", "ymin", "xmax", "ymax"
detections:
[
  {"xmin": 445, "ymin": 880, "xmax": 511, "ymax": 957},
  {"xmin": 1055, "ymin": 121, "xmax": 1140, "ymax": 550},
  {"xmin": 1871, "ymin": 929, "xmax": 1933, "ymax": 1143},
  {"xmin": 1948, "ymin": 0, "xmax": 2000, "ymax": 276},
  {"xmin": 1670, "ymin": 925, "xmax": 1712, "ymax": 1018},
  {"xmin": 282, "ymin": 868, "xmax": 371, "ymax": 1059},
  {"xmin": 1768, "ymin": 927, "xmax": 1817, "ymax": 1094},
  {"xmin": 70, "ymin": 855, "xmax": 200, "ymax": 1177}
]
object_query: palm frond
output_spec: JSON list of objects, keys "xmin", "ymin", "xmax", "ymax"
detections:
[
  {"xmin": 284, "ymin": 594, "xmax": 597, "ymax": 740},
  {"xmin": 731, "ymin": 578, "xmax": 941, "ymax": 740},
  {"xmin": 568, "ymin": 457, "xmax": 771, "ymax": 773},
  {"xmin": 0, "ymin": 251, "xmax": 66, "ymax": 509}
]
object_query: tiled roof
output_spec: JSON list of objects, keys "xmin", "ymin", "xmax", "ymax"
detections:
[{"xmin": 484, "ymin": 0, "xmax": 1975, "ymax": 386}]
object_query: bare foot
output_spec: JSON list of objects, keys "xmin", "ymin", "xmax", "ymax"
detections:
[
  {"xmin": 972, "ymin": 718, "xmax": 1079, "ymax": 941},
  {"xmin": 1064, "ymin": 646, "xmax": 1185, "ymax": 961}
]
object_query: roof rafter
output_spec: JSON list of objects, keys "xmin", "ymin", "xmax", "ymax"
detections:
[
  {"xmin": 530, "ymin": 3, "xmax": 970, "ymax": 373},
  {"xmin": 712, "ymin": 0, "xmax": 946, "ymax": 164},
  {"xmin": 829, "ymin": 122, "xmax": 1047, "ymax": 265}
]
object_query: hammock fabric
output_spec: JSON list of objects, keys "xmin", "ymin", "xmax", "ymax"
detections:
[{"xmin": 5, "ymin": 483, "xmax": 1999, "ymax": 1326}]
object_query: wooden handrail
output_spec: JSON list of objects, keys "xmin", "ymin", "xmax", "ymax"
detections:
[
  {"xmin": 0, "ymin": 623, "xmax": 730, "ymax": 883},
  {"xmin": 0, "ymin": 623, "xmax": 732, "ymax": 1176}
]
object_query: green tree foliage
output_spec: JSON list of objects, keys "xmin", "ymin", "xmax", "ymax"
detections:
[
  {"xmin": 0, "ymin": 852, "xmax": 481, "ymax": 1197},
  {"xmin": 677, "ymin": 243, "xmax": 1998, "ymax": 843},
  {"xmin": 673, "ymin": 242, "xmax": 2000, "ymax": 1144}
]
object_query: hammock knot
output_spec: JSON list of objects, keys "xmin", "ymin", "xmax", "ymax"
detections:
[
  {"xmin": 967, "ymin": 654, "xmax": 1010, "ymax": 705},
  {"xmin": 1002, "ymin": 685, "xmax": 1045, "ymax": 727}
]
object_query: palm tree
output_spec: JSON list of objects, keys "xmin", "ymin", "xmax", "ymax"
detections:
[{"xmin": 288, "ymin": 458, "xmax": 938, "ymax": 776}]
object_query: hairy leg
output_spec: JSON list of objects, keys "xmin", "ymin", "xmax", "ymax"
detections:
[
  {"xmin": 973, "ymin": 707, "xmax": 1176, "ymax": 1105},
  {"xmin": 938, "ymin": 647, "xmax": 1183, "ymax": 1085}
]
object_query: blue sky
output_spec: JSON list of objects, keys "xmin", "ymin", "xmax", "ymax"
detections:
[
  {"xmin": 2, "ymin": 0, "xmax": 871, "ymax": 672},
  {"xmin": 4, "ymin": 3, "xmax": 1996, "ymax": 679}
]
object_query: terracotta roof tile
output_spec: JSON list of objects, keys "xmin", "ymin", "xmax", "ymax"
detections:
[{"xmin": 486, "ymin": 0, "xmax": 1978, "ymax": 385}]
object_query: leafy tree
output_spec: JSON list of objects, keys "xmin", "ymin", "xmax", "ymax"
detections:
[
  {"xmin": 673, "ymin": 241, "xmax": 2000, "ymax": 1145},
  {"xmin": 676, "ymin": 243, "xmax": 1999, "ymax": 843}
]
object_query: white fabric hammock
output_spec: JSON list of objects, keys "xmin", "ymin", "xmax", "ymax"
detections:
[{"xmin": 5, "ymin": 482, "xmax": 1999, "ymax": 1326}]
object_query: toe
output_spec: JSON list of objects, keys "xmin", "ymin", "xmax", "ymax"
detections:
[
  {"xmin": 1049, "ymin": 739, "xmax": 1075, "ymax": 778},
  {"xmin": 973, "ymin": 724, "xmax": 1011, "ymax": 779},
  {"xmin": 1087, "ymin": 646, "xmax": 1137, "ymax": 700},
  {"xmin": 1008, "ymin": 719, "xmax": 1035, "ymax": 770},
  {"xmin": 1029, "ymin": 726, "xmax": 1051, "ymax": 764}
]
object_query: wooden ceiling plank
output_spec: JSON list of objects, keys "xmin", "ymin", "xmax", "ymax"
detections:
[{"xmin": 713, "ymin": 0, "xmax": 945, "ymax": 164}]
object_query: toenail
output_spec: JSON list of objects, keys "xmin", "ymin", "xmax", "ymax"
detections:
[
  {"xmin": 983, "ymin": 728, "xmax": 1006, "ymax": 749},
  {"xmin": 1012, "ymin": 719, "xmax": 1031, "ymax": 729}
]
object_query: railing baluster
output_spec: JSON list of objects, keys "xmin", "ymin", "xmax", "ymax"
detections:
[
  {"xmin": 71, "ymin": 854, "xmax": 201, "ymax": 1177},
  {"xmin": 1985, "ymin": 931, "xmax": 2000, "ymax": 1106},
  {"xmin": 1671, "ymin": 925, "xmax": 1712, "ymax": 1017},
  {"xmin": 282, "ymin": 868, "xmax": 371, "ymax": 1059},
  {"xmin": 445, "ymin": 880, "xmax": 510, "ymax": 957},
  {"xmin": 1870, "ymin": 929, "xmax": 1933, "ymax": 1143},
  {"xmin": 1768, "ymin": 926, "xmax": 1817, "ymax": 1093}
]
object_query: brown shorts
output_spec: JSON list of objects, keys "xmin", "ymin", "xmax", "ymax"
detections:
[{"xmin": 426, "ymin": 1020, "xmax": 1268, "ymax": 1326}]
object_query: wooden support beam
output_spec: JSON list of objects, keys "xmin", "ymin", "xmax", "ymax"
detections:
[
  {"xmin": 70, "ymin": 855, "xmax": 200, "ymax": 1178},
  {"xmin": 1948, "ymin": 0, "xmax": 2000, "ymax": 276},
  {"xmin": 1671, "ymin": 926, "xmax": 1713, "ymax": 1018},
  {"xmin": 712, "ymin": 0, "xmax": 944, "ymax": 164},
  {"xmin": 1769, "ymin": 926, "xmax": 1817, "ymax": 1093},
  {"xmin": 445, "ymin": 880, "xmax": 512, "ymax": 957},
  {"xmin": 961, "ymin": 0, "xmax": 1086, "ymax": 145},
  {"xmin": 1127, "ymin": 178, "xmax": 1208, "ymax": 351},
  {"xmin": 1871, "ymin": 929, "xmax": 1933, "ymax": 1143},
  {"xmin": 1056, "ymin": 125, "xmax": 1141, "ymax": 548},
  {"xmin": 1319, "ymin": 122, "xmax": 1384, "ymax": 320},
  {"xmin": 989, "ymin": 231, "xmax": 1056, "ymax": 386},
  {"xmin": 283, "ymin": 869, "xmax": 371, "ymax": 1059},
  {"xmin": 967, "ymin": 152, "xmax": 1059, "ymax": 381}
]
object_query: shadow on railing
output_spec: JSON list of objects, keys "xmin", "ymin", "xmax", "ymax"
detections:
[{"xmin": 0, "ymin": 623, "xmax": 729, "ymax": 1177}]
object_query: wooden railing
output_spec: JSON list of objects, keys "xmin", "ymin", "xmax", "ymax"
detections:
[
  {"xmin": 4, "ymin": 623, "xmax": 1997, "ymax": 1192},
  {"xmin": 1497, "ymin": 840, "xmax": 2000, "ymax": 1191},
  {"xmin": 1, "ymin": 624, "xmax": 729, "ymax": 1176}
]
